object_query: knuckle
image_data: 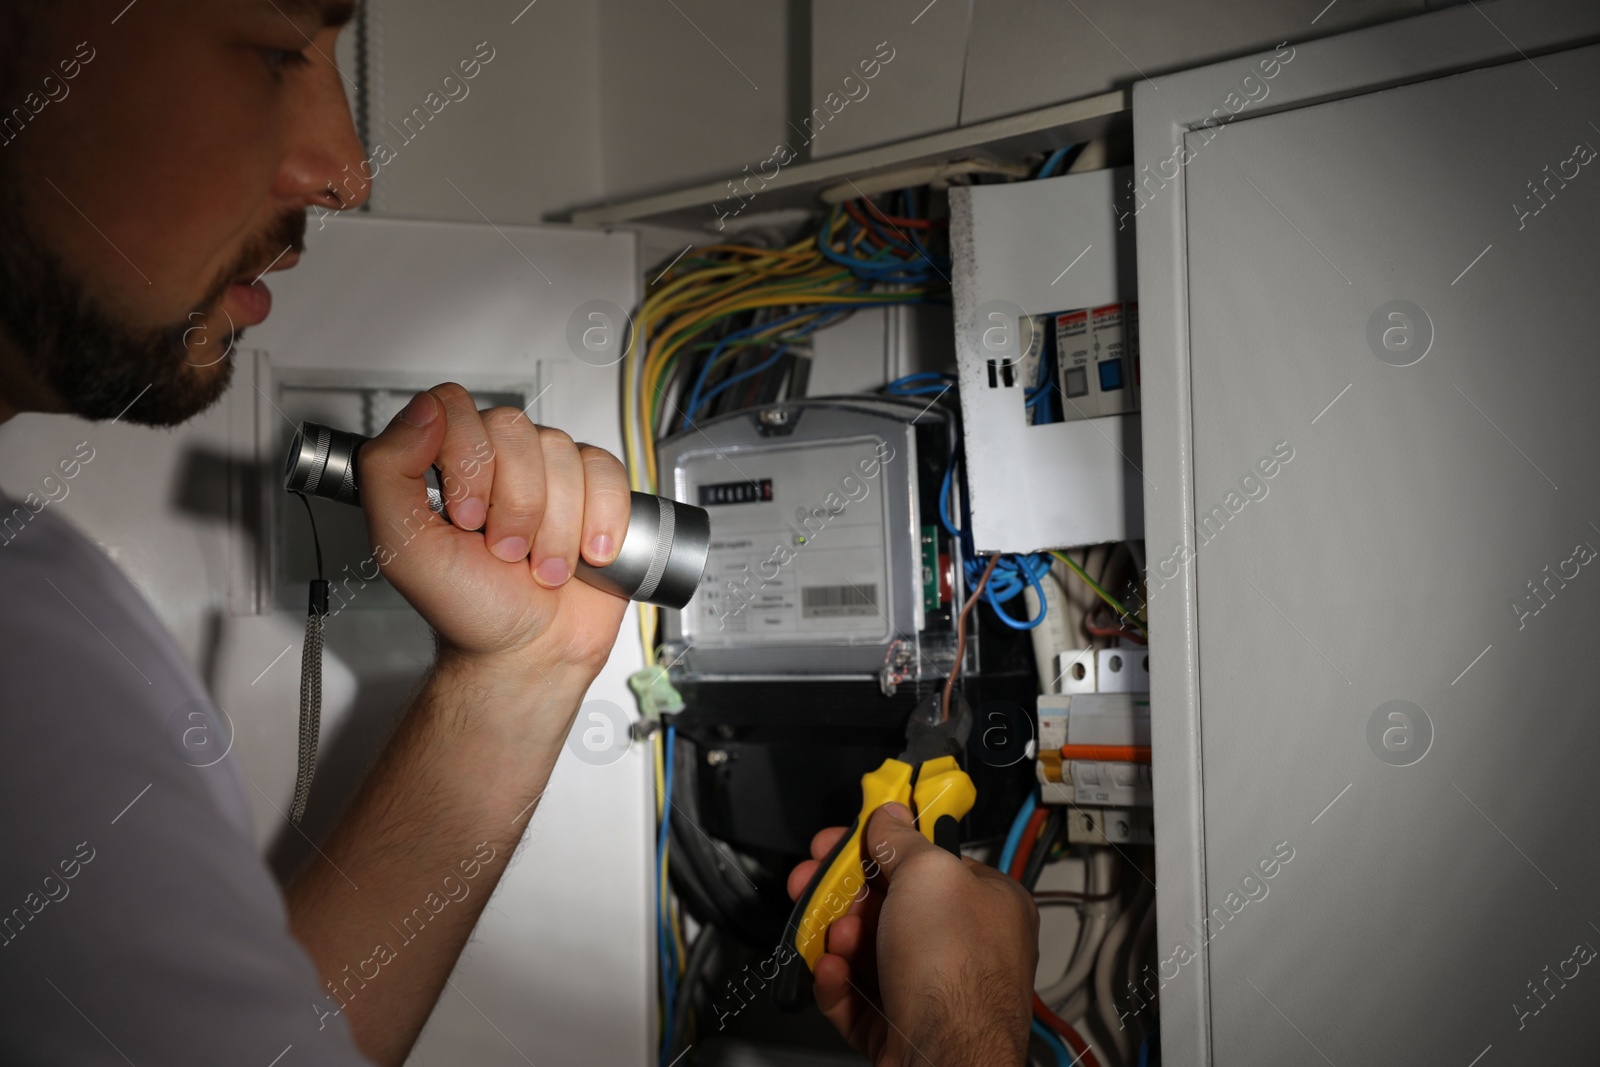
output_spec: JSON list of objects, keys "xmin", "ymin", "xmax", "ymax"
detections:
[
  {"xmin": 484, "ymin": 406, "xmax": 528, "ymax": 432},
  {"xmin": 490, "ymin": 501, "xmax": 544, "ymax": 526},
  {"xmin": 589, "ymin": 480, "xmax": 631, "ymax": 509},
  {"xmin": 538, "ymin": 426, "xmax": 576, "ymax": 451}
]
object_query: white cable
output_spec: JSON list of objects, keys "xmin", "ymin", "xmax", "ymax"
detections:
[
  {"xmin": 1041, "ymin": 848, "xmax": 1117, "ymax": 1007},
  {"xmin": 1123, "ymin": 892, "xmax": 1160, "ymax": 1048},
  {"xmin": 1094, "ymin": 879, "xmax": 1152, "ymax": 1067},
  {"xmin": 1025, "ymin": 563, "xmax": 1073, "ymax": 693},
  {"xmin": 1055, "ymin": 985, "xmax": 1090, "ymax": 1029}
]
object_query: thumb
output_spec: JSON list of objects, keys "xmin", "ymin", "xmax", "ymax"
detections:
[
  {"xmin": 357, "ymin": 390, "xmax": 448, "ymax": 537},
  {"xmin": 864, "ymin": 801, "xmax": 941, "ymax": 884}
]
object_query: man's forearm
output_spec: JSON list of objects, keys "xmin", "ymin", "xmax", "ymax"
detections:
[{"xmin": 284, "ymin": 649, "xmax": 592, "ymax": 1066}]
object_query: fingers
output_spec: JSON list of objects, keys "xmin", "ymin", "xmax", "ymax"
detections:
[
  {"xmin": 864, "ymin": 802, "xmax": 949, "ymax": 883},
  {"xmin": 408, "ymin": 386, "xmax": 631, "ymax": 591},
  {"xmin": 788, "ymin": 824, "xmax": 851, "ymax": 900},
  {"xmin": 577, "ymin": 444, "xmax": 631, "ymax": 567},
  {"xmin": 432, "ymin": 383, "xmax": 495, "ymax": 530},
  {"xmin": 787, "ymin": 859, "xmax": 818, "ymax": 901},
  {"xmin": 357, "ymin": 391, "xmax": 449, "ymax": 557},
  {"xmin": 813, "ymin": 954, "xmax": 862, "ymax": 1039},
  {"xmin": 811, "ymin": 826, "xmax": 850, "ymax": 862},
  {"xmin": 479, "ymin": 407, "xmax": 545, "ymax": 563},
  {"xmin": 529, "ymin": 427, "xmax": 582, "ymax": 587}
]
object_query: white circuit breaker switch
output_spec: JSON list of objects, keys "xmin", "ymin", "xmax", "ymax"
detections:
[
  {"xmin": 1038, "ymin": 692, "xmax": 1153, "ymax": 807},
  {"xmin": 1055, "ymin": 310, "xmax": 1091, "ymax": 419},
  {"xmin": 1037, "ymin": 695, "xmax": 1071, "ymax": 750},
  {"xmin": 1071, "ymin": 760, "xmax": 1153, "ymax": 807},
  {"xmin": 1095, "ymin": 647, "xmax": 1150, "ymax": 693},
  {"xmin": 1036, "ymin": 695, "xmax": 1073, "ymax": 801},
  {"xmin": 1037, "ymin": 776, "xmax": 1075, "ymax": 805},
  {"xmin": 1061, "ymin": 693, "xmax": 1151, "ymax": 807},
  {"xmin": 1089, "ymin": 303, "xmax": 1134, "ymax": 416},
  {"xmin": 1064, "ymin": 693, "xmax": 1151, "ymax": 747}
]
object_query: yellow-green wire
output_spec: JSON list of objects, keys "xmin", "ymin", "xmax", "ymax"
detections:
[{"xmin": 1049, "ymin": 550, "xmax": 1147, "ymax": 633}]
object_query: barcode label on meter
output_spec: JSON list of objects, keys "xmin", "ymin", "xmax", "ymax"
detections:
[{"xmin": 801, "ymin": 584, "xmax": 877, "ymax": 618}]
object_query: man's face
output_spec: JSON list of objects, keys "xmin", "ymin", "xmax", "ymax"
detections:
[{"xmin": 0, "ymin": 0, "xmax": 367, "ymax": 426}]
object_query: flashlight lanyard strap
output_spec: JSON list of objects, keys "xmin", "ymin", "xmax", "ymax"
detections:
[{"xmin": 291, "ymin": 494, "xmax": 328, "ymax": 826}]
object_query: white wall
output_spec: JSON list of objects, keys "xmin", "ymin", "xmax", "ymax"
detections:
[
  {"xmin": 344, "ymin": 0, "xmax": 606, "ymax": 223},
  {"xmin": 809, "ymin": 0, "xmax": 1425, "ymax": 158},
  {"xmin": 342, "ymin": 0, "xmax": 1432, "ymax": 226},
  {"xmin": 342, "ymin": 0, "xmax": 797, "ymax": 224},
  {"xmin": 596, "ymin": 0, "xmax": 794, "ymax": 204}
]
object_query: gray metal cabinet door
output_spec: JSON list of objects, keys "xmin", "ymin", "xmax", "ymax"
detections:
[{"xmin": 1137, "ymin": 5, "xmax": 1600, "ymax": 1064}]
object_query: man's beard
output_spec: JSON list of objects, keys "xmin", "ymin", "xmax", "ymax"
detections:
[{"xmin": 0, "ymin": 188, "xmax": 305, "ymax": 428}]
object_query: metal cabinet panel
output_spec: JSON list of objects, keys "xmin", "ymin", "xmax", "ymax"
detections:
[{"xmin": 1135, "ymin": 2, "xmax": 1600, "ymax": 1062}]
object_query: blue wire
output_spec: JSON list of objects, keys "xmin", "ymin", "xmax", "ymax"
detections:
[
  {"xmin": 690, "ymin": 346, "xmax": 791, "ymax": 422},
  {"xmin": 885, "ymin": 372, "xmax": 955, "ymax": 399},
  {"xmin": 657, "ymin": 726, "xmax": 678, "ymax": 1065},
  {"xmin": 1138, "ymin": 1032, "xmax": 1152, "ymax": 1067},
  {"xmin": 679, "ymin": 309, "xmax": 819, "ymax": 430},
  {"xmin": 1032, "ymin": 1020, "xmax": 1072, "ymax": 1067},
  {"xmin": 938, "ymin": 463, "xmax": 959, "ymax": 538},
  {"xmin": 964, "ymin": 553, "xmax": 1051, "ymax": 630},
  {"xmin": 1037, "ymin": 147, "xmax": 1071, "ymax": 180},
  {"xmin": 998, "ymin": 791, "xmax": 1038, "ymax": 875},
  {"xmin": 985, "ymin": 555, "xmax": 1050, "ymax": 631},
  {"xmin": 886, "ymin": 371, "xmax": 954, "ymax": 393},
  {"xmin": 680, "ymin": 301, "xmax": 928, "ymax": 430}
]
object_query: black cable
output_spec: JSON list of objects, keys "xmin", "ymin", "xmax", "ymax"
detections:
[
  {"xmin": 1020, "ymin": 807, "xmax": 1066, "ymax": 892},
  {"xmin": 787, "ymin": 353, "xmax": 811, "ymax": 399},
  {"xmin": 671, "ymin": 925, "xmax": 721, "ymax": 1059},
  {"xmin": 667, "ymin": 736, "xmax": 776, "ymax": 946},
  {"xmin": 296, "ymin": 492, "xmax": 324, "ymax": 580}
]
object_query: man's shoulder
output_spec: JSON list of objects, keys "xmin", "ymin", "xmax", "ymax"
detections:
[{"xmin": 0, "ymin": 502, "xmax": 370, "ymax": 1064}]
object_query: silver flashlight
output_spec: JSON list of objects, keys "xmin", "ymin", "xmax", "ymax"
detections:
[{"xmin": 283, "ymin": 421, "xmax": 710, "ymax": 610}]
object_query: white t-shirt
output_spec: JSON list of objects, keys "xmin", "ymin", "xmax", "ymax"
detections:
[{"xmin": 0, "ymin": 501, "xmax": 370, "ymax": 1064}]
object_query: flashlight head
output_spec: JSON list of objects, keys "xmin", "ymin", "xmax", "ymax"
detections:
[{"xmin": 284, "ymin": 423, "xmax": 363, "ymax": 506}]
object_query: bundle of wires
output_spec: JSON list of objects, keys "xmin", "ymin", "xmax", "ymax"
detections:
[
  {"xmin": 629, "ymin": 194, "xmax": 949, "ymax": 1059},
  {"xmin": 1001, "ymin": 793, "xmax": 1105, "ymax": 1067},
  {"xmin": 656, "ymin": 725, "xmax": 682, "ymax": 1065},
  {"xmin": 623, "ymin": 191, "xmax": 949, "ymax": 499},
  {"xmin": 965, "ymin": 552, "xmax": 1052, "ymax": 631},
  {"xmin": 1049, "ymin": 550, "xmax": 1147, "ymax": 638}
]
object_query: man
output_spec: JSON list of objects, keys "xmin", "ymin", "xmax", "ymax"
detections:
[{"xmin": 0, "ymin": 2, "xmax": 1037, "ymax": 1064}]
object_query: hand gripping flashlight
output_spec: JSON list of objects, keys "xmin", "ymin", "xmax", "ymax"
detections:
[{"xmin": 283, "ymin": 421, "xmax": 711, "ymax": 610}]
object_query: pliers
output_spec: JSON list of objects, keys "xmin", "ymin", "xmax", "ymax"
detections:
[{"xmin": 773, "ymin": 693, "xmax": 978, "ymax": 1011}]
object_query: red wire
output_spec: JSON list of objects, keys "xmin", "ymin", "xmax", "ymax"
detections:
[
  {"xmin": 1035, "ymin": 993, "xmax": 1104, "ymax": 1067},
  {"xmin": 855, "ymin": 197, "xmax": 945, "ymax": 228},
  {"xmin": 1008, "ymin": 811, "xmax": 1106, "ymax": 1067},
  {"xmin": 1085, "ymin": 624, "xmax": 1148, "ymax": 645},
  {"xmin": 842, "ymin": 201, "xmax": 919, "ymax": 257},
  {"xmin": 1009, "ymin": 810, "xmax": 1050, "ymax": 879}
]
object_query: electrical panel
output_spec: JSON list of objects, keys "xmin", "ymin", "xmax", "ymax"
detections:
[{"xmin": 949, "ymin": 167, "xmax": 1144, "ymax": 553}]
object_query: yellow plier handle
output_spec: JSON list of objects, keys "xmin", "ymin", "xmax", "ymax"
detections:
[{"xmin": 773, "ymin": 755, "xmax": 976, "ymax": 1011}]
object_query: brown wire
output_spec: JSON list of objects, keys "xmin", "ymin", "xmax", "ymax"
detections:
[{"xmin": 942, "ymin": 554, "xmax": 1000, "ymax": 723}]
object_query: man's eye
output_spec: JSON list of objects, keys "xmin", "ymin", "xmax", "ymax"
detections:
[{"xmin": 261, "ymin": 47, "xmax": 312, "ymax": 75}]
